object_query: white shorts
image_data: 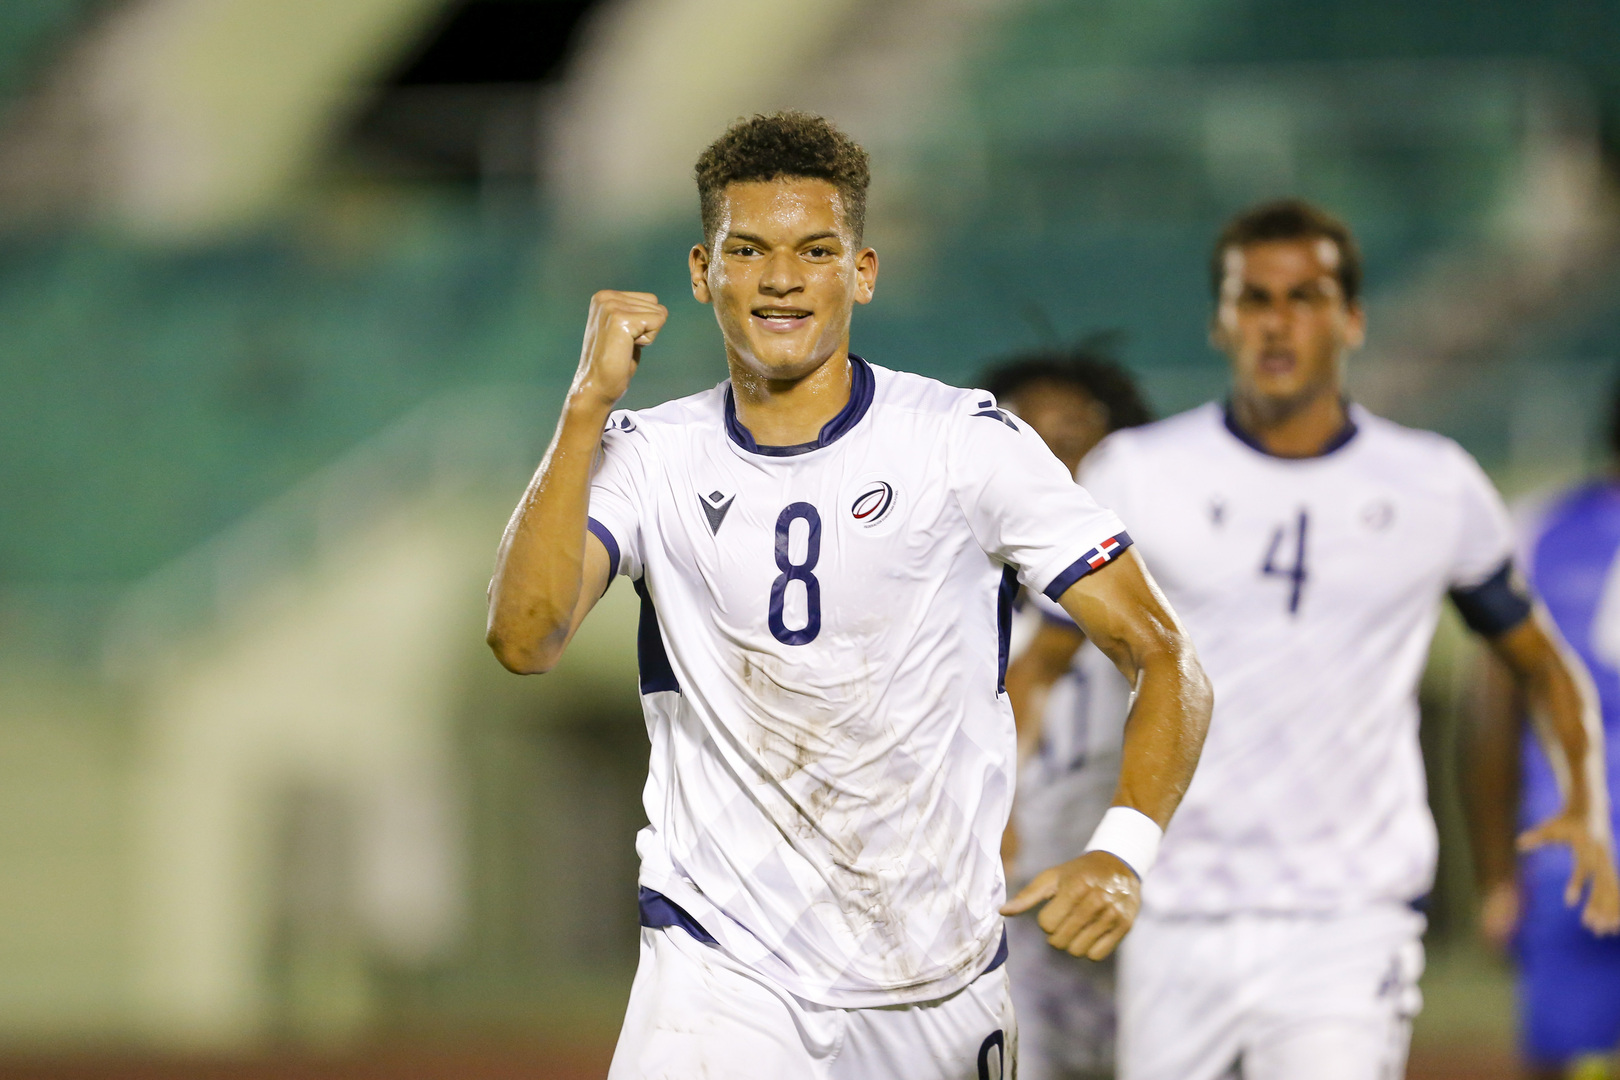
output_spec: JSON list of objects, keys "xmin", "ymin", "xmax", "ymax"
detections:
[
  {"xmin": 608, "ymin": 926, "xmax": 1017, "ymax": 1080},
  {"xmin": 1006, "ymin": 913, "xmax": 1114, "ymax": 1080},
  {"xmin": 1118, "ymin": 905, "xmax": 1425, "ymax": 1080}
]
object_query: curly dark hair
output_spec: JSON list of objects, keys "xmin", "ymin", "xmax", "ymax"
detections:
[
  {"xmin": 1211, "ymin": 198, "xmax": 1362, "ymax": 304},
  {"xmin": 694, "ymin": 111, "xmax": 871, "ymax": 243},
  {"xmin": 979, "ymin": 338, "xmax": 1153, "ymax": 433}
]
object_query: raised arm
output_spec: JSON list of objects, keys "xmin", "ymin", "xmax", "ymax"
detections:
[
  {"xmin": 486, "ymin": 290, "xmax": 667, "ymax": 674},
  {"xmin": 1001, "ymin": 549, "xmax": 1212, "ymax": 959},
  {"xmin": 1479, "ymin": 614, "xmax": 1620, "ymax": 934}
]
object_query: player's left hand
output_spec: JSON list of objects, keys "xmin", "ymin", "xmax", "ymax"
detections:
[
  {"xmin": 1000, "ymin": 850, "xmax": 1141, "ymax": 959},
  {"xmin": 1519, "ymin": 809, "xmax": 1620, "ymax": 936}
]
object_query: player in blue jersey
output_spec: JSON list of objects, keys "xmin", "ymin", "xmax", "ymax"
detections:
[
  {"xmin": 485, "ymin": 112, "xmax": 1213, "ymax": 1079},
  {"xmin": 981, "ymin": 346, "xmax": 1153, "ymax": 1080},
  {"xmin": 1466, "ymin": 380, "xmax": 1620, "ymax": 1079}
]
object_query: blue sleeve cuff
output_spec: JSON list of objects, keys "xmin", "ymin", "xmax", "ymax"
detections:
[
  {"xmin": 587, "ymin": 517, "xmax": 622, "ymax": 578},
  {"xmin": 1450, "ymin": 558, "xmax": 1532, "ymax": 637},
  {"xmin": 1042, "ymin": 531, "xmax": 1133, "ymax": 603}
]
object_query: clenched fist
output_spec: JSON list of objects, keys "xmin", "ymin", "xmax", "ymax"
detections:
[
  {"xmin": 571, "ymin": 290, "xmax": 669, "ymax": 410},
  {"xmin": 1001, "ymin": 850, "xmax": 1142, "ymax": 960}
]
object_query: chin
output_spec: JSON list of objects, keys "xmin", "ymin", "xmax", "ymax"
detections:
[{"xmin": 740, "ymin": 340, "xmax": 836, "ymax": 381}]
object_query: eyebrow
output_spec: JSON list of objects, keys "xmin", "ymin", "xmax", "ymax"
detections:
[{"xmin": 724, "ymin": 230, "xmax": 842, "ymax": 246}]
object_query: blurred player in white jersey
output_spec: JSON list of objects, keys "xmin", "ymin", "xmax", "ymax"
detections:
[
  {"xmin": 978, "ymin": 348, "xmax": 1153, "ymax": 1080},
  {"xmin": 1078, "ymin": 199, "xmax": 1620, "ymax": 1080},
  {"xmin": 485, "ymin": 112, "xmax": 1214, "ymax": 1080}
]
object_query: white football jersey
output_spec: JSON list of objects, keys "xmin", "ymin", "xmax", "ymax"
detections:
[
  {"xmin": 1081, "ymin": 402, "xmax": 1515, "ymax": 916},
  {"xmin": 586, "ymin": 357, "xmax": 1131, "ymax": 1007}
]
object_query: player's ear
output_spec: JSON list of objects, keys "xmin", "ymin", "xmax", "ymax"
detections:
[
  {"xmin": 690, "ymin": 244, "xmax": 712, "ymax": 304},
  {"xmin": 853, "ymin": 246, "xmax": 878, "ymax": 306},
  {"xmin": 1343, "ymin": 299, "xmax": 1366, "ymax": 350}
]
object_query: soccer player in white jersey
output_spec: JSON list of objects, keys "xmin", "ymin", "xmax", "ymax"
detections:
[
  {"xmin": 484, "ymin": 112, "xmax": 1213, "ymax": 1080},
  {"xmin": 981, "ymin": 350, "xmax": 1154, "ymax": 1080},
  {"xmin": 1081, "ymin": 198, "xmax": 1620, "ymax": 1080}
]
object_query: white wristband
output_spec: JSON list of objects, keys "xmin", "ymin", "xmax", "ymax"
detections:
[{"xmin": 1083, "ymin": 807, "xmax": 1164, "ymax": 880}]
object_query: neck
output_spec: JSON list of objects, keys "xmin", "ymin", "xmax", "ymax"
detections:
[
  {"xmin": 730, "ymin": 350, "xmax": 853, "ymax": 446},
  {"xmin": 1230, "ymin": 384, "xmax": 1348, "ymax": 458}
]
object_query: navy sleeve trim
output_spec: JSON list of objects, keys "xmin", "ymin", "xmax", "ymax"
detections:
[
  {"xmin": 995, "ymin": 566, "xmax": 1019, "ymax": 695},
  {"xmin": 586, "ymin": 517, "xmax": 621, "ymax": 576},
  {"xmin": 1042, "ymin": 532, "xmax": 1134, "ymax": 603},
  {"xmin": 638, "ymin": 887, "xmax": 715, "ymax": 945},
  {"xmin": 1450, "ymin": 559, "xmax": 1533, "ymax": 637}
]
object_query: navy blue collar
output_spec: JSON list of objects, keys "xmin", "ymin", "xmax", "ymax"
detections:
[
  {"xmin": 724, "ymin": 354, "xmax": 876, "ymax": 457},
  {"xmin": 1222, "ymin": 399, "xmax": 1359, "ymax": 459}
]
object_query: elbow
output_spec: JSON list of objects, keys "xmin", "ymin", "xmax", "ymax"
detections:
[
  {"xmin": 485, "ymin": 626, "xmax": 559, "ymax": 675},
  {"xmin": 1185, "ymin": 643, "xmax": 1215, "ymax": 714},
  {"xmin": 1163, "ymin": 632, "xmax": 1215, "ymax": 731}
]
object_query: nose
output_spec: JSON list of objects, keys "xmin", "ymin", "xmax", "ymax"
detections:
[
  {"xmin": 758, "ymin": 249, "xmax": 804, "ymax": 298},
  {"xmin": 1258, "ymin": 297, "xmax": 1292, "ymax": 336}
]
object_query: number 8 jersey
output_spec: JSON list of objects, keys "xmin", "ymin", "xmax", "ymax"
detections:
[{"xmin": 585, "ymin": 356, "xmax": 1130, "ymax": 1008}]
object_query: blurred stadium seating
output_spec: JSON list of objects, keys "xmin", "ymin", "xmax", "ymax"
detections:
[{"xmin": 0, "ymin": 0, "xmax": 1618, "ymax": 1073}]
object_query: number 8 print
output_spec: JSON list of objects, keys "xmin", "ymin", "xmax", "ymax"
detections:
[{"xmin": 769, "ymin": 503, "xmax": 822, "ymax": 645}]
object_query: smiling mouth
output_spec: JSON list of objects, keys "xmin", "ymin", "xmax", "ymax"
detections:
[{"xmin": 752, "ymin": 307, "xmax": 812, "ymax": 331}]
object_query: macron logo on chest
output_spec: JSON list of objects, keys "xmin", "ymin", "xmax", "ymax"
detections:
[{"xmin": 700, "ymin": 489, "xmax": 736, "ymax": 535}]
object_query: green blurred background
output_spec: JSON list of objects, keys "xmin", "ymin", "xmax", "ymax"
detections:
[{"xmin": 3, "ymin": 1, "xmax": 1620, "ymax": 1075}]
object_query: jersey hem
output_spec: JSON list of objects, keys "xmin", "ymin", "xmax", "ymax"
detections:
[{"xmin": 638, "ymin": 870, "xmax": 1007, "ymax": 1009}]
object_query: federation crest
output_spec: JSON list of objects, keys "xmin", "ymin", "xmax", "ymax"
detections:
[
  {"xmin": 850, "ymin": 481, "xmax": 896, "ymax": 527},
  {"xmin": 844, "ymin": 474, "xmax": 904, "ymax": 536}
]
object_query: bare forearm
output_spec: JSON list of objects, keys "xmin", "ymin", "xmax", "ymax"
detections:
[
  {"xmin": 1489, "ymin": 614, "xmax": 1620, "ymax": 933},
  {"xmin": 1113, "ymin": 642, "xmax": 1211, "ymax": 828},
  {"xmin": 1005, "ymin": 661, "xmax": 1051, "ymax": 764},
  {"xmin": 1460, "ymin": 650, "xmax": 1523, "ymax": 889},
  {"xmin": 1057, "ymin": 552, "xmax": 1212, "ymax": 830},
  {"xmin": 1006, "ymin": 622, "xmax": 1084, "ymax": 764},
  {"xmin": 487, "ymin": 397, "xmax": 612, "ymax": 672},
  {"xmin": 1496, "ymin": 617, "xmax": 1608, "ymax": 829},
  {"xmin": 487, "ymin": 290, "xmax": 664, "ymax": 673}
]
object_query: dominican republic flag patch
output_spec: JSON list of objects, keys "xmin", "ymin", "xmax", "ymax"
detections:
[{"xmin": 1084, "ymin": 534, "xmax": 1126, "ymax": 569}]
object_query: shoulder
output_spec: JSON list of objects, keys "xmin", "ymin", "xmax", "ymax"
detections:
[
  {"xmin": 868, "ymin": 363, "xmax": 1002, "ymax": 422},
  {"xmin": 865, "ymin": 364, "xmax": 1037, "ymax": 458},
  {"xmin": 1350, "ymin": 407, "xmax": 1465, "ymax": 460},
  {"xmin": 601, "ymin": 384, "xmax": 725, "ymax": 449},
  {"xmin": 615, "ymin": 383, "xmax": 726, "ymax": 431},
  {"xmin": 1349, "ymin": 407, "xmax": 1492, "ymax": 490}
]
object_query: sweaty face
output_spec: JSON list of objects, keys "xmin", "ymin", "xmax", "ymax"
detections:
[
  {"xmin": 1004, "ymin": 381, "xmax": 1108, "ymax": 476},
  {"xmin": 1212, "ymin": 238, "xmax": 1364, "ymax": 415},
  {"xmin": 691, "ymin": 178, "xmax": 877, "ymax": 382}
]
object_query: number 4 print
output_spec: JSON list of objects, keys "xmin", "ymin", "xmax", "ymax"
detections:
[{"xmin": 1262, "ymin": 510, "xmax": 1309, "ymax": 614}]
